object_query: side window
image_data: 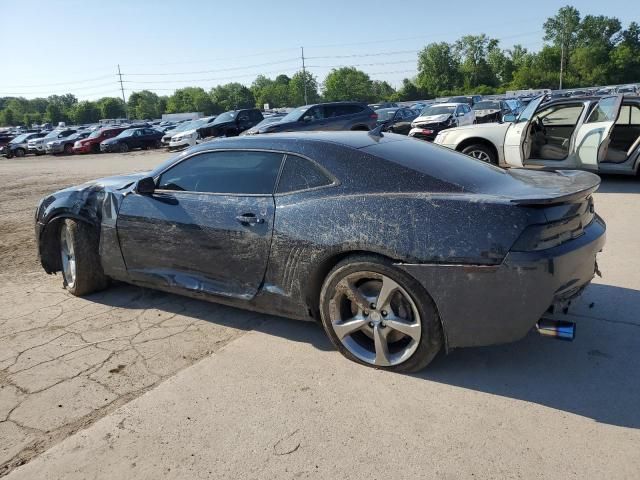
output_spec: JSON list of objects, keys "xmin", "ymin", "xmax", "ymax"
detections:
[
  {"xmin": 616, "ymin": 105, "xmax": 640, "ymax": 125},
  {"xmin": 237, "ymin": 112, "xmax": 250, "ymax": 122},
  {"xmin": 302, "ymin": 106, "xmax": 324, "ymax": 121},
  {"xmin": 250, "ymin": 110, "xmax": 262, "ymax": 122},
  {"xmin": 144, "ymin": 129, "xmax": 156, "ymax": 135},
  {"xmin": 631, "ymin": 106, "xmax": 640, "ymax": 125},
  {"xmin": 587, "ymin": 97, "xmax": 619, "ymax": 123},
  {"xmin": 158, "ymin": 151, "xmax": 284, "ymax": 194},
  {"xmin": 539, "ymin": 105, "xmax": 584, "ymax": 126},
  {"xmin": 464, "ymin": 105, "xmax": 471, "ymax": 113},
  {"xmin": 276, "ymin": 154, "xmax": 333, "ymax": 193}
]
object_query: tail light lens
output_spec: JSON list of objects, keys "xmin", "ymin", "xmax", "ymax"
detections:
[{"xmin": 370, "ymin": 112, "xmax": 378, "ymax": 120}]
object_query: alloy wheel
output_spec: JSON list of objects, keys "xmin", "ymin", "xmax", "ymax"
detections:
[
  {"xmin": 60, "ymin": 224, "xmax": 76, "ymax": 289},
  {"xmin": 468, "ymin": 149, "xmax": 491, "ymax": 162},
  {"xmin": 328, "ymin": 271, "xmax": 421, "ymax": 366}
]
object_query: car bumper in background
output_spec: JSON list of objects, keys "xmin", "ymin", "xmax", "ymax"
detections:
[
  {"xmin": 45, "ymin": 145, "xmax": 64, "ymax": 154},
  {"xmin": 398, "ymin": 216, "xmax": 606, "ymax": 349},
  {"xmin": 168, "ymin": 139, "xmax": 192, "ymax": 150}
]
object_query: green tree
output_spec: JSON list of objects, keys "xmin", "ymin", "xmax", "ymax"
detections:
[
  {"xmin": 97, "ymin": 97, "xmax": 126, "ymax": 119},
  {"xmin": 288, "ymin": 71, "xmax": 320, "ymax": 106},
  {"xmin": 371, "ymin": 80, "xmax": 396, "ymax": 101},
  {"xmin": 209, "ymin": 83, "xmax": 255, "ymax": 112},
  {"xmin": 416, "ymin": 42, "xmax": 461, "ymax": 96},
  {"xmin": 128, "ymin": 90, "xmax": 164, "ymax": 119},
  {"xmin": 323, "ymin": 67, "xmax": 374, "ymax": 102},
  {"xmin": 455, "ymin": 34, "xmax": 500, "ymax": 88},
  {"xmin": 44, "ymin": 102, "xmax": 64, "ymax": 124},
  {"xmin": 70, "ymin": 101, "xmax": 100, "ymax": 124}
]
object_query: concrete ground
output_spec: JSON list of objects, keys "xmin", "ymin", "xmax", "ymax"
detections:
[{"xmin": 1, "ymin": 151, "xmax": 639, "ymax": 478}]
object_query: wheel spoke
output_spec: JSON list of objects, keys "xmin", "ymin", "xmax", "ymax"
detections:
[
  {"xmin": 337, "ymin": 280, "xmax": 370, "ymax": 311},
  {"xmin": 373, "ymin": 325, "xmax": 391, "ymax": 366},
  {"xmin": 333, "ymin": 317, "xmax": 367, "ymax": 339},
  {"xmin": 385, "ymin": 317, "xmax": 421, "ymax": 341},
  {"xmin": 376, "ymin": 276, "xmax": 400, "ymax": 310}
]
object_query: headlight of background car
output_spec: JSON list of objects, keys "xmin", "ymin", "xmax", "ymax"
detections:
[{"xmin": 173, "ymin": 136, "xmax": 183, "ymax": 142}]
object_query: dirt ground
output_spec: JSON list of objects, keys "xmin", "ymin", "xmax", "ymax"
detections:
[
  {"xmin": 0, "ymin": 151, "xmax": 265, "ymax": 475},
  {"xmin": 1, "ymin": 151, "xmax": 639, "ymax": 478}
]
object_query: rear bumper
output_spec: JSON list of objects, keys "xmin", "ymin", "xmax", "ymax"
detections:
[{"xmin": 398, "ymin": 216, "xmax": 606, "ymax": 349}]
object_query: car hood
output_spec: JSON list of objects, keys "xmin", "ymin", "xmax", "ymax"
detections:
[
  {"xmin": 474, "ymin": 109, "xmax": 500, "ymax": 116},
  {"xmin": 173, "ymin": 128, "xmax": 197, "ymax": 138},
  {"xmin": 440, "ymin": 122, "xmax": 511, "ymax": 136},
  {"xmin": 413, "ymin": 114, "xmax": 451, "ymax": 124},
  {"xmin": 101, "ymin": 137, "xmax": 121, "ymax": 145}
]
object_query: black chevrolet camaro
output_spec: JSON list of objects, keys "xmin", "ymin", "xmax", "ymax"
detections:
[{"xmin": 35, "ymin": 131, "xmax": 605, "ymax": 371}]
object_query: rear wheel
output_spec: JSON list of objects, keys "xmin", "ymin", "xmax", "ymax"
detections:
[
  {"xmin": 59, "ymin": 219, "xmax": 109, "ymax": 296},
  {"xmin": 14, "ymin": 148, "xmax": 25, "ymax": 158},
  {"xmin": 319, "ymin": 255, "xmax": 443, "ymax": 372},
  {"xmin": 461, "ymin": 144, "xmax": 497, "ymax": 165}
]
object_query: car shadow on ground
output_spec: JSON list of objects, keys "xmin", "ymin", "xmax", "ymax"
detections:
[
  {"xmin": 86, "ymin": 282, "xmax": 639, "ymax": 429},
  {"xmin": 598, "ymin": 175, "xmax": 640, "ymax": 194}
]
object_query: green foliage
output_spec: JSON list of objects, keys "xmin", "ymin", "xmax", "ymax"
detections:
[
  {"xmin": 97, "ymin": 97, "xmax": 126, "ymax": 119},
  {"xmin": 323, "ymin": 67, "xmax": 375, "ymax": 103},
  {"xmin": 129, "ymin": 90, "xmax": 165, "ymax": 119},
  {"xmin": 70, "ymin": 101, "xmax": 100, "ymax": 124},
  {"xmin": 209, "ymin": 83, "xmax": 255, "ymax": 112}
]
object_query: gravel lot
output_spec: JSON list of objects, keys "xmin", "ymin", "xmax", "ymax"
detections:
[{"xmin": 1, "ymin": 151, "xmax": 639, "ymax": 478}]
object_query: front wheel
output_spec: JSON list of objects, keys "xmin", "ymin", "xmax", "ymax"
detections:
[
  {"xmin": 64, "ymin": 144, "xmax": 74, "ymax": 154},
  {"xmin": 461, "ymin": 144, "xmax": 497, "ymax": 165},
  {"xmin": 59, "ymin": 219, "xmax": 109, "ymax": 296},
  {"xmin": 319, "ymin": 255, "xmax": 443, "ymax": 372},
  {"xmin": 118, "ymin": 143, "xmax": 129, "ymax": 153}
]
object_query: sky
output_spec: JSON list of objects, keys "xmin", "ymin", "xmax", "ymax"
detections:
[{"xmin": 1, "ymin": 0, "xmax": 637, "ymax": 100}]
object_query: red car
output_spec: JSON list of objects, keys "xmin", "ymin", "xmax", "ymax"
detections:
[{"xmin": 73, "ymin": 127, "xmax": 128, "ymax": 154}]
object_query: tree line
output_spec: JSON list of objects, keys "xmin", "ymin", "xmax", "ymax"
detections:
[{"xmin": 1, "ymin": 6, "xmax": 639, "ymax": 127}]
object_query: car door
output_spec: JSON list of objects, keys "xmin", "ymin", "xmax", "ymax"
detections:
[
  {"xmin": 503, "ymin": 96, "xmax": 545, "ymax": 167},
  {"xmin": 299, "ymin": 106, "xmax": 328, "ymax": 130},
  {"xmin": 116, "ymin": 150, "xmax": 284, "ymax": 299},
  {"xmin": 572, "ymin": 95, "xmax": 623, "ymax": 170}
]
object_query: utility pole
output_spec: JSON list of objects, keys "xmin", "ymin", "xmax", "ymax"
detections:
[
  {"xmin": 559, "ymin": 13, "xmax": 565, "ymax": 91},
  {"xmin": 301, "ymin": 46, "xmax": 308, "ymax": 105},
  {"xmin": 117, "ymin": 64, "xmax": 127, "ymax": 118}
]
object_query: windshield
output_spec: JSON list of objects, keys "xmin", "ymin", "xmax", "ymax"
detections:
[
  {"xmin": 89, "ymin": 129, "xmax": 107, "ymax": 139},
  {"xmin": 255, "ymin": 116, "xmax": 284, "ymax": 128},
  {"xmin": 10, "ymin": 134, "xmax": 31, "ymax": 143},
  {"xmin": 116, "ymin": 129, "xmax": 136, "ymax": 138},
  {"xmin": 420, "ymin": 106, "xmax": 455, "ymax": 116},
  {"xmin": 448, "ymin": 97, "xmax": 470, "ymax": 104},
  {"xmin": 375, "ymin": 108, "xmax": 398, "ymax": 121},
  {"xmin": 212, "ymin": 111, "xmax": 237, "ymax": 124},
  {"xmin": 44, "ymin": 130, "xmax": 63, "ymax": 140},
  {"xmin": 279, "ymin": 106, "xmax": 308, "ymax": 123},
  {"xmin": 66, "ymin": 132, "xmax": 84, "ymax": 141},
  {"xmin": 473, "ymin": 101, "xmax": 500, "ymax": 110}
]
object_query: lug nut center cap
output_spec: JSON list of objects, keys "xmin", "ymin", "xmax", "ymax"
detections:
[{"xmin": 370, "ymin": 311, "xmax": 382, "ymax": 322}]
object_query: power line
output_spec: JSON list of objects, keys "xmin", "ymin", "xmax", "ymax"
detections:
[
  {"xmin": 0, "ymin": 82, "xmax": 122, "ymax": 96},
  {"xmin": 0, "ymin": 74, "xmax": 116, "ymax": 90},
  {"xmin": 123, "ymin": 58, "xmax": 300, "ymax": 76},
  {"xmin": 122, "ymin": 68, "xmax": 302, "ymax": 85},
  {"xmin": 306, "ymin": 49, "xmax": 418, "ymax": 60}
]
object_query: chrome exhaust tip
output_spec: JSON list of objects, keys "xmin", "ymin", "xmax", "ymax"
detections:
[{"xmin": 536, "ymin": 318, "xmax": 576, "ymax": 341}]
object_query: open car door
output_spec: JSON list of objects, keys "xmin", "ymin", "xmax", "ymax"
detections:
[
  {"xmin": 503, "ymin": 96, "xmax": 545, "ymax": 167},
  {"xmin": 573, "ymin": 95, "xmax": 623, "ymax": 170}
]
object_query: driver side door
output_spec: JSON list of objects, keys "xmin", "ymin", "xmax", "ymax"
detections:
[{"xmin": 116, "ymin": 150, "xmax": 284, "ymax": 300}]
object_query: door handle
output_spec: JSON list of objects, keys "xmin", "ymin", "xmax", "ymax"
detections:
[{"xmin": 235, "ymin": 213, "xmax": 264, "ymax": 225}]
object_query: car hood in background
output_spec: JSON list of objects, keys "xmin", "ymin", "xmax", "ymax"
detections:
[
  {"xmin": 172, "ymin": 129, "xmax": 197, "ymax": 139},
  {"xmin": 413, "ymin": 114, "xmax": 451, "ymax": 124},
  {"xmin": 474, "ymin": 109, "xmax": 500, "ymax": 116}
]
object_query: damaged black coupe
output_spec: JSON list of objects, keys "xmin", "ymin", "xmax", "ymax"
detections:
[{"xmin": 35, "ymin": 132, "xmax": 605, "ymax": 371}]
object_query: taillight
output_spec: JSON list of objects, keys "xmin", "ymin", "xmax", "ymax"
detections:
[{"xmin": 370, "ymin": 113, "xmax": 378, "ymax": 120}]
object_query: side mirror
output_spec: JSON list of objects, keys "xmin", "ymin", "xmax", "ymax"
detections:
[
  {"xmin": 301, "ymin": 116, "xmax": 312, "ymax": 123},
  {"xmin": 136, "ymin": 176, "xmax": 156, "ymax": 195},
  {"xmin": 457, "ymin": 112, "xmax": 465, "ymax": 117},
  {"xmin": 502, "ymin": 113, "xmax": 517, "ymax": 123}
]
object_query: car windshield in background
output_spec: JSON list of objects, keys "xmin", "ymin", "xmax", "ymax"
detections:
[
  {"xmin": 66, "ymin": 132, "xmax": 84, "ymax": 141},
  {"xmin": 213, "ymin": 112, "xmax": 237, "ymax": 124},
  {"xmin": 279, "ymin": 106, "xmax": 307, "ymax": 123},
  {"xmin": 43, "ymin": 130, "xmax": 62, "ymax": 140},
  {"xmin": 448, "ymin": 97, "xmax": 470, "ymax": 103},
  {"xmin": 10, "ymin": 134, "xmax": 30, "ymax": 143},
  {"xmin": 88, "ymin": 129, "xmax": 106, "ymax": 139},
  {"xmin": 421, "ymin": 106, "xmax": 455, "ymax": 116},
  {"xmin": 473, "ymin": 101, "xmax": 500, "ymax": 110},
  {"xmin": 375, "ymin": 108, "xmax": 398, "ymax": 121},
  {"xmin": 116, "ymin": 129, "xmax": 135, "ymax": 138},
  {"xmin": 255, "ymin": 117, "xmax": 283, "ymax": 128}
]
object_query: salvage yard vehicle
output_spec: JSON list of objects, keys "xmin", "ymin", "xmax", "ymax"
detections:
[
  {"xmin": 1, "ymin": 132, "xmax": 45, "ymax": 158},
  {"xmin": 73, "ymin": 126, "xmax": 128, "ymax": 154},
  {"xmin": 46, "ymin": 131, "xmax": 90, "ymax": 154},
  {"xmin": 168, "ymin": 116, "xmax": 217, "ymax": 150},
  {"xmin": 28, "ymin": 128, "xmax": 77, "ymax": 155},
  {"xmin": 248, "ymin": 102, "xmax": 377, "ymax": 134},
  {"xmin": 408, "ymin": 103, "xmax": 475, "ymax": 141},
  {"xmin": 472, "ymin": 99, "xmax": 514, "ymax": 123},
  {"xmin": 375, "ymin": 107, "xmax": 418, "ymax": 134},
  {"xmin": 198, "ymin": 109, "xmax": 263, "ymax": 139},
  {"xmin": 434, "ymin": 94, "xmax": 640, "ymax": 174},
  {"xmin": 36, "ymin": 131, "xmax": 605, "ymax": 372},
  {"xmin": 100, "ymin": 127, "xmax": 163, "ymax": 153}
]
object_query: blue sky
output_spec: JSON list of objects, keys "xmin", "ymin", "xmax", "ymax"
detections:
[{"xmin": 1, "ymin": 0, "xmax": 637, "ymax": 100}]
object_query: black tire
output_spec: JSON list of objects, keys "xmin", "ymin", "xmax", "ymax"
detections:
[
  {"xmin": 91, "ymin": 143, "xmax": 100, "ymax": 154},
  {"xmin": 59, "ymin": 219, "xmax": 109, "ymax": 296},
  {"xmin": 35, "ymin": 151, "xmax": 44, "ymax": 156},
  {"xmin": 14, "ymin": 148, "xmax": 25, "ymax": 158},
  {"xmin": 119, "ymin": 143, "xmax": 129, "ymax": 153},
  {"xmin": 153, "ymin": 140, "xmax": 162, "ymax": 149},
  {"xmin": 319, "ymin": 254, "xmax": 443, "ymax": 372},
  {"xmin": 63, "ymin": 144, "xmax": 73, "ymax": 154},
  {"xmin": 461, "ymin": 143, "xmax": 498, "ymax": 165}
]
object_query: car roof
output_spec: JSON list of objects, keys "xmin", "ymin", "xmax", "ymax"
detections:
[{"xmin": 428, "ymin": 102, "xmax": 462, "ymax": 107}]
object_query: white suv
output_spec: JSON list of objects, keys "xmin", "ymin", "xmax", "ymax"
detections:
[{"xmin": 408, "ymin": 103, "xmax": 475, "ymax": 141}]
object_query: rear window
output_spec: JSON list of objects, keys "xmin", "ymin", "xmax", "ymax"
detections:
[{"xmin": 277, "ymin": 154, "xmax": 333, "ymax": 193}]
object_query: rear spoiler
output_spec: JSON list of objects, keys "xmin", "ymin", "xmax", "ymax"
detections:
[{"xmin": 509, "ymin": 170, "xmax": 600, "ymax": 206}]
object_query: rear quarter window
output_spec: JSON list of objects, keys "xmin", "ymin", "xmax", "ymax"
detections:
[{"xmin": 276, "ymin": 154, "xmax": 333, "ymax": 193}]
